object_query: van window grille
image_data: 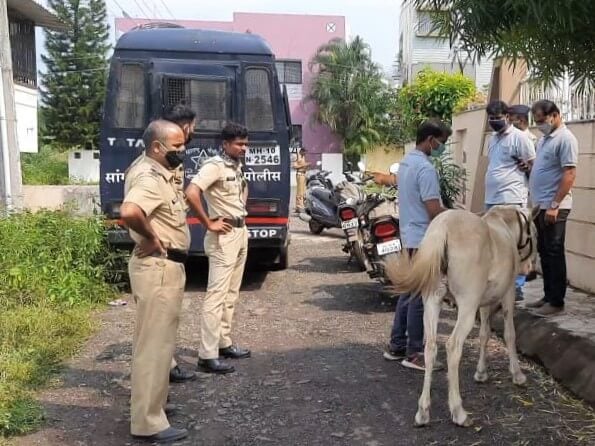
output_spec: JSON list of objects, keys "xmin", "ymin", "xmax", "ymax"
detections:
[
  {"xmin": 165, "ymin": 78, "xmax": 228, "ymax": 131},
  {"xmin": 114, "ymin": 64, "xmax": 145, "ymax": 129},
  {"xmin": 245, "ymin": 69, "xmax": 274, "ymax": 131}
]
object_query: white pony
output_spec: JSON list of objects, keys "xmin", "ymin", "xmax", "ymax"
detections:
[{"xmin": 385, "ymin": 206, "xmax": 538, "ymax": 427}]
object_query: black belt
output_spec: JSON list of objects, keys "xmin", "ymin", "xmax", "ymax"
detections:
[
  {"xmin": 222, "ymin": 217, "xmax": 245, "ymax": 228},
  {"xmin": 149, "ymin": 249, "xmax": 188, "ymax": 264},
  {"xmin": 296, "ymin": 172, "xmax": 306, "ymax": 176}
]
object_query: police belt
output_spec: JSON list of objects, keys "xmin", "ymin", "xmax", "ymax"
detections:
[
  {"xmin": 222, "ymin": 217, "xmax": 246, "ymax": 228},
  {"xmin": 149, "ymin": 249, "xmax": 188, "ymax": 264},
  {"xmin": 296, "ymin": 171, "xmax": 306, "ymax": 176}
]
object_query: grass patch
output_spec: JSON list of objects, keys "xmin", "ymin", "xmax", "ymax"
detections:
[
  {"xmin": 0, "ymin": 211, "xmax": 117, "ymax": 437},
  {"xmin": 21, "ymin": 147, "xmax": 69, "ymax": 185}
]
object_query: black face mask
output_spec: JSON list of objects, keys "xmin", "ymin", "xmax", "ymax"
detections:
[
  {"xmin": 158, "ymin": 142, "xmax": 185, "ymax": 169},
  {"xmin": 165, "ymin": 150, "xmax": 185, "ymax": 169}
]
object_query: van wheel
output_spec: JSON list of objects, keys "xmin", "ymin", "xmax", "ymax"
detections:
[{"xmin": 309, "ymin": 220, "xmax": 324, "ymax": 234}]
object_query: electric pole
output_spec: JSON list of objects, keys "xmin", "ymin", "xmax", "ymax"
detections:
[{"xmin": 0, "ymin": 0, "xmax": 23, "ymax": 210}]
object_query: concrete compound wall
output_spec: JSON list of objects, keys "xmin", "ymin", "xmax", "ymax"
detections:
[
  {"xmin": 22, "ymin": 185, "xmax": 100, "ymax": 217},
  {"xmin": 451, "ymin": 111, "xmax": 595, "ymax": 293}
]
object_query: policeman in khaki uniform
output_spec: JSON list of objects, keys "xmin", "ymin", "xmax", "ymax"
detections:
[
  {"xmin": 162, "ymin": 103, "xmax": 199, "ymax": 383},
  {"xmin": 292, "ymin": 148, "xmax": 310, "ymax": 213},
  {"xmin": 120, "ymin": 120, "xmax": 189, "ymax": 443},
  {"xmin": 185, "ymin": 122, "xmax": 251, "ymax": 374}
]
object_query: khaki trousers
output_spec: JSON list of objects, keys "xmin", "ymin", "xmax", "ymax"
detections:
[
  {"xmin": 129, "ymin": 255, "xmax": 185, "ymax": 436},
  {"xmin": 200, "ymin": 226, "xmax": 248, "ymax": 359},
  {"xmin": 296, "ymin": 173, "xmax": 306, "ymax": 210}
]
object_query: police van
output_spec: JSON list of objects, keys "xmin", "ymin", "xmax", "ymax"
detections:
[{"xmin": 100, "ymin": 25, "xmax": 292, "ymax": 269}]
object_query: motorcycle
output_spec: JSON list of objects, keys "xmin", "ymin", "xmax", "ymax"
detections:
[
  {"xmin": 356, "ymin": 161, "xmax": 402, "ymax": 286},
  {"xmin": 336, "ymin": 165, "xmax": 370, "ymax": 271}
]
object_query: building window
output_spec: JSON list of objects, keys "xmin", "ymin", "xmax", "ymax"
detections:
[
  {"xmin": 291, "ymin": 124, "xmax": 303, "ymax": 146},
  {"xmin": 165, "ymin": 78, "xmax": 228, "ymax": 131},
  {"xmin": 245, "ymin": 69, "xmax": 274, "ymax": 131},
  {"xmin": 114, "ymin": 64, "xmax": 145, "ymax": 129},
  {"xmin": 416, "ymin": 11, "xmax": 443, "ymax": 37},
  {"xmin": 9, "ymin": 17, "xmax": 36, "ymax": 87},
  {"xmin": 275, "ymin": 60, "xmax": 302, "ymax": 84}
]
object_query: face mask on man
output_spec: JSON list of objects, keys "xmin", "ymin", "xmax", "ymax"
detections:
[
  {"xmin": 158, "ymin": 141, "xmax": 185, "ymax": 169},
  {"xmin": 537, "ymin": 121, "xmax": 553, "ymax": 135},
  {"xmin": 431, "ymin": 138, "xmax": 446, "ymax": 158},
  {"xmin": 489, "ymin": 118, "xmax": 507, "ymax": 133}
]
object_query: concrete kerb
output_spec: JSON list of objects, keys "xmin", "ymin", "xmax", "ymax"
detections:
[{"xmin": 491, "ymin": 291, "xmax": 595, "ymax": 407}]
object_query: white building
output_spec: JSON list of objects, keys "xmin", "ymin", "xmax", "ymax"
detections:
[
  {"xmin": 8, "ymin": 0, "xmax": 62, "ymax": 153},
  {"xmin": 397, "ymin": 3, "xmax": 493, "ymax": 90}
]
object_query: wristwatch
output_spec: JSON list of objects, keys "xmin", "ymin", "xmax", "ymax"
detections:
[{"xmin": 549, "ymin": 201, "xmax": 560, "ymax": 210}]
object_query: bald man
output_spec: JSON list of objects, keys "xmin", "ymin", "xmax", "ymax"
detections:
[{"xmin": 121, "ymin": 120, "xmax": 189, "ymax": 443}]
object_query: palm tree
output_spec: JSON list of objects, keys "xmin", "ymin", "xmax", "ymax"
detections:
[{"xmin": 308, "ymin": 36, "xmax": 389, "ymax": 156}]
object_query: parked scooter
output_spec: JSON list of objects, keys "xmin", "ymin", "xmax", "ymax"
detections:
[{"xmin": 299, "ymin": 162, "xmax": 363, "ymax": 235}]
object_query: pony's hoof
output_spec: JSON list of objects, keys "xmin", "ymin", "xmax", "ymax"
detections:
[
  {"xmin": 513, "ymin": 372, "xmax": 527, "ymax": 386},
  {"xmin": 414, "ymin": 410, "xmax": 430, "ymax": 427},
  {"xmin": 452, "ymin": 409, "xmax": 473, "ymax": 427},
  {"xmin": 474, "ymin": 370, "xmax": 488, "ymax": 383}
]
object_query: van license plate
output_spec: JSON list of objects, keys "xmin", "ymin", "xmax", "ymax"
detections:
[
  {"xmin": 341, "ymin": 218, "xmax": 358, "ymax": 230},
  {"xmin": 377, "ymin": 239, "xmax": 402, "ymax": 256},
  {"xmin": 245, "ymin": 145, "xmax": 281, "ymax": 166}
]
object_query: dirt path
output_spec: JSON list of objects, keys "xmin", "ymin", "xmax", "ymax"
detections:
[{"xmin": 13, "ymin": 220, "xmax": 595, "ymax": 445}]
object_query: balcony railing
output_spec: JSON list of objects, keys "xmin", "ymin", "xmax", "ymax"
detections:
[{"xmin": 519, "ymin": 75, "xmax": 595, "ymax": 122}]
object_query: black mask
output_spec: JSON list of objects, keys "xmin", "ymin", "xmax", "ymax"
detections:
[
  {"xmin": 165, "ymin": 150, "xmax": 184, "ymax": 169},
  {"xmin": 489, "ymin": 118, "xmax": 507, "ymax": 133}
]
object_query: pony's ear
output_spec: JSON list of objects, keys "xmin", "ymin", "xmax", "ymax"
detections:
[{"xmin": 531, "ymin": 205, "xmax": 540, "ymax": 221}]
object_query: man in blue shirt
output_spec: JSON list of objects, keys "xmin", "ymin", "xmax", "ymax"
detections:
[
  {"xmin": 526, "ymin": 100, "xmax": 578, "ymax": 317},
  {"xmin": 484, "ymin": 100, "xmax": 536, "ymax": 301},
  {"xmin": 383, "ymin": 119, "xmax": 450, "ymax": 370}
]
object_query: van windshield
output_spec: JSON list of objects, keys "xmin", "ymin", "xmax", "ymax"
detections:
[{"xmin": 164, "ymin": 77, "xmax": 228, "ymax": 131}]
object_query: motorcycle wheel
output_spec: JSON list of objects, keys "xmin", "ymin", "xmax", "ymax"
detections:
[
  {"xmin": 308, "ymin": 219, "xmax": 324, "ymax": 234},
  {"xmin": 379, "ymin": 252, "xmax": 399, "ymax": 284},
  {"xmin": 352, "ymin": 240, "xmax": 371, "ymax": 272}
]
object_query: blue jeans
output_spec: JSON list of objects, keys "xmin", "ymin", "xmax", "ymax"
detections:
[
  {"xmin": 389, "ymin": 293, "xmax": 424, "ymax": 356},
  {"xmin": 485, "ymin": 203, "xmax": 526, "ymax": 291}
]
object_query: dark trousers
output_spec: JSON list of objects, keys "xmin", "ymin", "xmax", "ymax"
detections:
[
  {"xmin": 536, "ymin": 209, "xmax": 570, "ymax": 308},
  {"xmin": 389, "ymin": 293, "xmax": 424, "ymax": 356}
]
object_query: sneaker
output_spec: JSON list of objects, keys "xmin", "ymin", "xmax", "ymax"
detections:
[
  {"xmin": 401, "ymin": 353, "xmax": 444, "ymax": 371},
  {"xmin": 383, "ymin": 346, "xmax": 406, "ymax": 361},
  {"xmin": 534, "ymin": 303, "xmax": 565, "ymax": 318},
  {"xmin": 526, "ymin": 298, "xmax": 547, "ymax": 308}
]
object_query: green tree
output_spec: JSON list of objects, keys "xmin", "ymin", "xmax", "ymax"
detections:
[
  {"xmin": 308, "ymin": 36, "xmax": 392, "ymax": 156},
  {"xmin": 408, "ymin": 0, "xmax": 595, "ymax": 87},
  {"xmin": 40, "ymin": 0, "xmax": 110, "ymax": 150},
  {"xmin": 398, "ymin": 68, "xmax": 476, "ymax": 140}
]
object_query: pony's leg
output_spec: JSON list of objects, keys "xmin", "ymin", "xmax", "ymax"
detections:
[
  {"xmin": 502, "ymin": 286, "xmax": 526, "ymax": 385},
  {"xmin": 446, "ymin": 301, "xmax": 477, "ymax": 427},
  {"xmin": 474, "ymin": 306, "xmax": 491, "ymax": 383},
  {"xmin": 414, "ymin": 293, "xmax": 441, "ymax": 427}
]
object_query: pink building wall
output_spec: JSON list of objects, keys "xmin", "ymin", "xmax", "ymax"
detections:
[{"xmin": 115, "ymin": 13, "xmax": 346, "ymax": 161}]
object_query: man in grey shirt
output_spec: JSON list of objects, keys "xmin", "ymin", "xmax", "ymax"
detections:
[
  {"xmin": 484, "ymin": 100, "xmax": 536, "ymax": 301},
  {"xmin": 382, "ymin": 119, "xmax": 450, "ymax": 371},
  {"xmin": 526, "ymin": 100, "xmax": 578, "ymax": 317}
]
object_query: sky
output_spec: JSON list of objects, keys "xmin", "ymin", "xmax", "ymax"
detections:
[{"xmin": 102, "ymin": 0, "xmax": 401, "ymax": 76}]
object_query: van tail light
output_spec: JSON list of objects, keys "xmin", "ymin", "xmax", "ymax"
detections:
[
  {"xmin": 247, "ymin": 200, "xmax": 279, "ymax": 215},
  {"xmin": 373, "ymin": 221, "xmax": 398, "ymax": 239},
  {"xmin": 339, "ymin": 207, "xmax": 356, "ymax": 220}
]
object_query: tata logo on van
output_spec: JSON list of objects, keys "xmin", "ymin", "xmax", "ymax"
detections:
[{"xmin": 248, "ymin": 228, "xmax": 279, "ymax": 239}]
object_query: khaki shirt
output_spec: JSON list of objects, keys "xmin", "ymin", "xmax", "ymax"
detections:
[
  {"xmin": 123, "ymin": 155, "xmax": 190, "ymax": 251},
  {"xmin": 293, "ymin": 153, "xmax": 308, "ymax": 173},
  {"xmin": 191, "ymin": 155, "xmax": 247, "ymax": 219}
]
